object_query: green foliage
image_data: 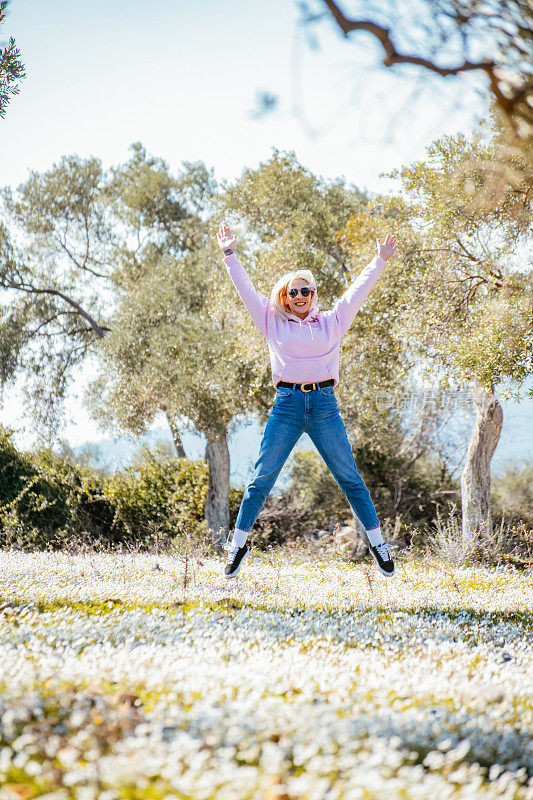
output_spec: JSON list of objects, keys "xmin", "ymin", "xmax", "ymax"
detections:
[
  {"xmin": 7, "ymin": 429, "xmax": 532, "ymax": 554},
  {"xmin": 286, "ymin": 447, "xmax": 460, "ymax": 537},
  {"xmin": 284, "ymin": 450, "xmax": 352, "ymax": 530},
  {"xmin": 0, "ymin": 428, "xmax": 111, "ymax": 547},
  {"xmin": 232, "ymin": 489, "xmax": 315, "ymax": 550},
  {"xmin": 0, "ymin": 144, "xmax": 226, "ymax": 443},
  {"xmin": 88, "ymin": 143, "xmax": 259, "ymax": 445},
  {"xmin": 491, "ymin": 458, "xmax": 533, "ymax": 527},
  {"xmin": 0, "ymin": 427, "xmax": 212, "ymax": 548},
  {"xmin": 231, "ymin": 477, "xmax": 313, "ymax": 550},
  {"xmin": 382, "ymin": 121, "xmax": 533, "ymax": 397},
  {"xmin": 0, "ymin": 154, "xmax": 113, "ymax": 436},
  {"xmin": 0, "ymin": 425, "xmax": 32, "ymax": 506},
  {"xmin": 0, "ymin": 1, "xmax": 25, "ymax": 118},
  {"xmin": 461, "ymin": 106, "xmax": 533, "ymax": 236},
  {"xmin": 104, "ymin": 451, "xmax": 209, "ymax": 542},
  {"xmin": 219, "ymin": 148, "xmax": 367, "ymax": 265},
  {"xmin": 0, "ymin": 428, "xmax": 317, "ymax": 551}
]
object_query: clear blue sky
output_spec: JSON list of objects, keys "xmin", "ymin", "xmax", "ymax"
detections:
[{"xmin": 3, "ymin": 0, "xmax": 526, "ymax": 473}]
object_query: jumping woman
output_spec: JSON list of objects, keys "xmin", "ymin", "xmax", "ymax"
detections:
[{"xmin": 216, "ymin": 223, "xmax": 398, "ymax": 580}]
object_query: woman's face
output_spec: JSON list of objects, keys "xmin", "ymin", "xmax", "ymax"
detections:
[{"xmin": 285, "ymin": 277, "xmax": 314, "ymax": 319}]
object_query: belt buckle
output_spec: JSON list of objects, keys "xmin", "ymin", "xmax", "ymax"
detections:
[{"xmin": 301, "ymin": 382, "xmax": 315, "ymax": 392}]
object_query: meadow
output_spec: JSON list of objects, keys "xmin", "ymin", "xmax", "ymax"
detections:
[{"xmin": 0, "ymin": 547, "xmax": 532, "ymax": 800}]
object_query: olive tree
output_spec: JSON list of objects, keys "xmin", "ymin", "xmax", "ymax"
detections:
[
  {"xmin": 0, "ymin": 155, "xmax": 113, "ymax": 435},
  {"xmin": 88, "ymin": 144, "xmax": 260, "ymax": 547},
  {"xmin": 0, "ymin": 145, "xmax": 263, "ymax": 545},
  {"xmin": 379, "ymin": 120, "xmax": 533, "ymax": 540}
]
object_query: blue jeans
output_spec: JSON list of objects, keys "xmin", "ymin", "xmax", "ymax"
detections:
[{"xmin": 235, "ymin": 383, "xmax": 380, "ymax": 533}]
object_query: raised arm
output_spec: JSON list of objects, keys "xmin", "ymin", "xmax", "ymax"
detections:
[
  {"xmin": 217, "ymin": 224, "xmax": 270, "ymax": 338},
  {"xmin": 331, "ymin": 234, "xmax": 397, "ymax": 337}
]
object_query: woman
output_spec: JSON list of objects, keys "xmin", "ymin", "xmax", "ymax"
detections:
[{"xmin": 216, "ymin": 223, "xmax": 398, "ymax": 579}]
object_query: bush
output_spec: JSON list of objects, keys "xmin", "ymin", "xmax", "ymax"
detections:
[
  {"xmin": 413, "ymin": 507, "xmax": 533, "ymax": 568},
  {"xmin": 0, "ymin": 428, "xmax": 33, "ymax": 507},
  {"xmin": 0, "ymin": 431, "xmax": 109, "ymax": 548},
  {"xmin": 237, "ymin": 492, "xmax": 315, "ymax": 549},
  {"xmin": 283, "ymin": 450, "xmax": 352, "ymax": 531},
  {"xmin": 0, "ymin": 429, "xmax": 211, "ymax": 549},
  {"xmin": 285, "ymin": 446, "xmax": 459, "ymax": 540},
  {"xmin": 103, "ymin": 451, "xmax": 209, "ymax": 544},
  {"xmin": 491, "ymin": 458, "xmax": 533, "ymax": 528}
]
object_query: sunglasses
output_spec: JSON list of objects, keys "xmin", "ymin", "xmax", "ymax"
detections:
[{"xmin": 288, "ymin": 287, "xmax": 313, "ymax": 298}]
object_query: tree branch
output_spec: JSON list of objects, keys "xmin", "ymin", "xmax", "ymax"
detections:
[
  {"xmin": 26, "ymin": 310, "xmax": 78, "ymax": 336},
  {"xmin": 454, "ymin": 236, "xmax": 482, "ymax": 263},
  {"xmin": 53, "ymin": 231, "xmax": 110, "ymax": 280},
  {"xmin": 322, "ymin": 0, "xmax": 496, "ymax": 74},
  {"xmin": 10, "ymin": 282, "xmax": 110, "ymax": 338},
  {"xmin": 321, "ymin": 0, "xmax": 532, "ymax": 129},
  {"xmin": 31, "ymin": 327, "xmax": 98, "ymax": 339}
]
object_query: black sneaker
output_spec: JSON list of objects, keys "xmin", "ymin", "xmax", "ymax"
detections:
[
  {"xmin": 368, "ymin": 541, "xmax": 395, "ymax": 577},
  {"xmin": 223, "ymin": 542, "xmax": 250, "ymax": 579}
]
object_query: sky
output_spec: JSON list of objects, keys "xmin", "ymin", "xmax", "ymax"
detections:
[
  {"xmin": 1, "ymin": 0, "xmax": 530, "ymax": 477},
  {"xmin": 2, "ymin": 0, "xmax": 488, "ymax": 192}
]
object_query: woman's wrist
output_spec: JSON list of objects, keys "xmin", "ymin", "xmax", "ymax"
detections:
[{"xmin": 223, "ymin": 247, "xmax": 234, "ymax": 256}]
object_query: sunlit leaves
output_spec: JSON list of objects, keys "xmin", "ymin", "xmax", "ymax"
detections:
[{"xmin": 381, "ymin": 118, "xmax": 533, "ymax": 396}]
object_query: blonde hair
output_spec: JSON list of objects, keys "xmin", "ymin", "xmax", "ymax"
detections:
[{"xmin": 270, "ymin": 269, "xmax": 319, "ymax": 322}]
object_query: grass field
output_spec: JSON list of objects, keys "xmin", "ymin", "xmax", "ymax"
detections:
[{"xmin": 0, "ymin": 547, "xmax": 532, "ymax": 799}]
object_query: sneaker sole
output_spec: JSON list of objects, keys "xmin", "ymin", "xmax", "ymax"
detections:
[
  {"xmin": 376, "ymin": 563, "xmax": 395, "ymax": 577},
  {"xmin": 224, "ymin": 549, "xmax": 249, "ymax": 579}
]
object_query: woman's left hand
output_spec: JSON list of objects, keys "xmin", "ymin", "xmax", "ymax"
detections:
[{"xmin": 376, "ymin": 234, "xmax": 398, "ymax": 261}]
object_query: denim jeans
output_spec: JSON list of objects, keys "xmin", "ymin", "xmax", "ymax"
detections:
[{"xmin": 235, "ymin": 383, "xmax": 380, "ymax": 533}]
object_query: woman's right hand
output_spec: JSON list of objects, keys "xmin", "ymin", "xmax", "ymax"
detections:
[{"xmin": 217, "ymin": 223, "xmax": 237, "ymax": 252}]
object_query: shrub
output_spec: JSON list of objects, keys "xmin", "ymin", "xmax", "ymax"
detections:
[
  {"xmin": 286, "ymin": 447, "xmax": 459, "ymax": 540},
  {"xmin": 491, "ymin": 458, "xmax": 533, "ymax": 528},
  {"xmin": 246, "ymin": 493, "xmax": 315, "ymax": 549},
  {"xmin": 103, "ymin": 451, "xmax": 209, "ymax": 544},
  {"xmin": 0, "ymin": 428, "xmax": 212, "ymax": 549},
  {"xmin": 283, "ymin": 450, "xmax": 352, "ymax": 530},
  {"xmin": 415, "ymin": 506, "xmax": 533, "ymax": 568},
  {"xmin": 0, "ymin": 430, "xmax": 109, "ymax": 548}
]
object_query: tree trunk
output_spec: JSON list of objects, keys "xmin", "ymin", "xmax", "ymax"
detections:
[
  {"xmin": 164, "ymin": 411, "xmax": 186, "ymax": 458},
  {"xmin": 460, "ymin": 384, "xmax": 503, "ymax": 541},
  {"xmin": 204, "ymin": 429, "xmax": 230, "ymax": 551}
]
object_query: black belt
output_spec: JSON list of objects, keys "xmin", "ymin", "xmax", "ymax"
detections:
[{"xmin": 276, "ymin": 378, "xmax": 335, "ymax": 392}]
